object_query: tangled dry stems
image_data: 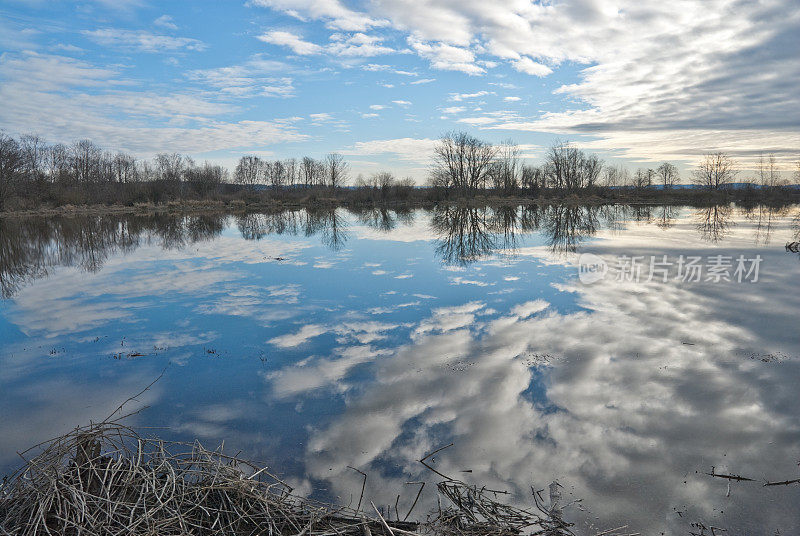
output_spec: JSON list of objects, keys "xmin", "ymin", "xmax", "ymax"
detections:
[{"xmin": 0, "ymin": 418, "xmax": 575, "ymax": 536}]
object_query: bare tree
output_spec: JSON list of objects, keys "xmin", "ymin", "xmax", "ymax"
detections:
[
  {"xmin": 99, "ymin": 151, "xmax": 117, "ymax": 183},
  {"xmin": 431, "ymin": 133, "xmax": 460, "ymax": 190},
  {"xmin": 0, "ymin": 134, "xmax": 23, "ymax": 207},
  {"xmin": 656, "ymin": 162, "xmax": 679, "ymax": 188},
  {"xmin": 186, "ymin": 161, "xmax": 225, "ymax": 194},
  {"xmin": 695, "ymin": 205, "xmax": 733, "ymax": 242},
  {"xmin": 234, "ymin": 155, "xmax": 263, "ymax": 189},
  {"xmin": 284, "ymin": 158, "xmax": 298, "ymax": 187},
  {"xmin": 47, "ymin": 143, "xmax": 71, "ymax": 183},
  {"xmin": 324, "ymin": 153, "xmax": 348, "ymax": 188},
  {"xmin": 72, "ymin": 140, "xmax": 102, "ymax": 183},
  {"xmin": 633, "ymin": 168, "xmax": 652, "ymax": 189},
  {"xmin": 136, "ymin": 160, "xmax": 155, "ymax": 182},
  {"xmin": 581, "ymin": 153, "xmax": 603, "ymax": 189},
  {"xmin": 374, "ymin": 171, "xmax": 394, "ymax": 190},
  {"xmin": 431, "ymin": 131, "xmax": 497, "ymax": 193},
  {"xmin": 521, "ymin": 164, "xmax": 546, "ymax": 192},
  {"xmin": 693, "ymin": 152, "xmax": 737, "ymax": 190},
  {"xmin": 491, "ymin": 139, "xmax": 520, "ymax": 192},
  {"xmin": 602, "ymin": 164, "xmax": 630, "ymax": 188},
  {"xmin": 544, "ymin": 140, "xmax": 600, "ymax": 190},
  {"xmin": 299, "ymin": 157, "xmax": 313, "ymax": 187},
  {"xmin": 270, "ymin": 160, "xmax": 286, "ymax": 187},
  {"xmin": 300, "ymin": 156, "xmax": 326, "ymax": 187},
  {"xmin": 154, "ymin": 153, "xmax": 186, "ymax": 183},
  {"xmin": 112, "ymin": 153, "xmax": 137, "ymax": 183},
  {"xmin": 19, "ymin": 134, "xmax": 47, "ymax": 183},
  {"xmin": 756, "ymin": 153, "xmax": 781, "ymax": 188}
]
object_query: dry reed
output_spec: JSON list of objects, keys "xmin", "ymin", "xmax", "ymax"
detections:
[{"xmin": 0, "ymin": 418, "xmax": 577, "ymax": 536}]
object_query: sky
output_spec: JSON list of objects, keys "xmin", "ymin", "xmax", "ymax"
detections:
[{"xmin": 0, "ymin": 0, "xmax": 799, "ymax": 181}]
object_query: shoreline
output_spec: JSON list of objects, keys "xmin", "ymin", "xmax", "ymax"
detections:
[{"xmin": 2, "ymin": 189, "xmax": 799, "ymax": 218}]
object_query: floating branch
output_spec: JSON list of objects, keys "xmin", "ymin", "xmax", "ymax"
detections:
[
  {"xmin": 764, "ymin": 478, "xmax": 800, "ymax": 486},
  {"xmin": 703, "ymin": 467, "xmax": 756, "ymax": 482}
]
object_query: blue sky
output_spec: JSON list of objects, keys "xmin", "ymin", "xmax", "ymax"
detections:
[{"xmin": 1, "ymin": 0, "xmax": 798, "ymax": 180}]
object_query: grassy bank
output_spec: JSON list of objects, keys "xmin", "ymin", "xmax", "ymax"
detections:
[{"xmin": 2, "ymin": 183, "xmax": 798, "ymax": 217}]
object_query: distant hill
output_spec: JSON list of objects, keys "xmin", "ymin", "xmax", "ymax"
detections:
[{"xmin": 639, "ymin": 183, "xmax": 800, "ymax": 190}]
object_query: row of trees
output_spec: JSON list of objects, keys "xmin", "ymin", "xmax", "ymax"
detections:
[
  {"xmin": 430, "ymin": 131, "xmax": 798, "ymax": 193},
  {"xmin": 233, "ymin": 153, "xmax": 349, "ymax": 189},
  {"xmin": 0, "ymin": 132, "xmax": 361, "ymax": 208},
  {"xmin": 0, "ymin": 134, "xmax": 227, "ymax": 187},
  {"xmin": 429, "ymin": 132, "xmax": 685, "ymax": 193},
  {"xmin": 3, "ymin": 130, "xmax": 798, "ymax": 209}
]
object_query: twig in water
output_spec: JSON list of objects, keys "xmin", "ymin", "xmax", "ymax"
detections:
[
  {"xmin": 347, "ymin": 465, "xmax": 367, "ymax": 512},
  {"xmin": 764, "ymin": 478, "xmax": 800, "ymax": 486},
  {"xmin": 105, "ymin": 368, "xmax": 167, "ymax": 421},
  {"xmin": 419, "ymin": 443, "xmax": 454, "ymax": 481},
  {"xmin": 402, "ymin": 482, "xmax": 425, "ymax": 522}
]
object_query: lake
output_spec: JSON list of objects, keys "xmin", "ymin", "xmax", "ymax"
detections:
[{"xmin": 1, "ymin": 204, "xmax": 798, "ymax": 534}]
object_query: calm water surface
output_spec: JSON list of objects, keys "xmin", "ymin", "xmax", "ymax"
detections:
[{"xmin": 1, "ymin": 204, "xmax": 799, "ymax": 534}]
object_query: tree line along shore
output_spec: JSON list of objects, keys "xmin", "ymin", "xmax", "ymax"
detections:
[{"xmin": 1, "ymin": 131, "xmax": 798, "ymax": 213}]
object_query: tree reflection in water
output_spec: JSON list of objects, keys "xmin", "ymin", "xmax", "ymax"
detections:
[
  {"xmin": 740, "ymin": 204, "xmax": 791, "ymax": 246},
  {"xmin": 0, "ymin": 214, "xmax": 225, "ymax": 298},
  {"xmin": 694, "ymin": 205, "xmax": 734, "ymax": 243},
  {"xmin": 431, "ymin": 206, "xmax": 497, "ymax": 265},
  {"xmin": 655, "ymin": 205, "xmax": 678, "ymax": 229},
  {"xmin": 430, "ymin": 204, "xmax": 603, "ymax": 264},
  {"xmin": 2, "ymin": 203, "xmax": 797, "ymax": 297},
  {"xmin": 235, "ymin": 208, "xmax": 348, "ymax": 251}
]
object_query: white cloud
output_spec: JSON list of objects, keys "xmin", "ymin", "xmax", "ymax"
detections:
[
  {"xmin": 249, "ymin": 0, "xmax": 386, "ymax": 31},
  {"xmin": 440, "ymin": 106, "xmax": 465, "ymax": 114},
  {"xmin": 265, "ymin": 344, "xmax": 393, "ymax": 398},
  {"xmin": 510, "ymin": 56, "xmax": 552, "ymax": 77},
  {"xmin": 509, "ymin": 299, "xmax": 548, "ymax": 319},
  {"xmin": 456, "ymin": 116, "xmax": 498, "ymax": 126},
  {"xmin": 448, "ymin": 91, "xmax": 492, "ymax": 102},
  {"xmin": 253, "ymin": 0, "xmax": 800, "ymax": 164},
  {"xmin": 90, "ymin": 0, "xmax": 146, "ymax": 11},
  {"xmin": 309, "ymin": 112, "xmax": 334, "ymax": 122},
  {"xmin": 153, "ymin": 15, "xmax": 178, "ymax": 30},
  {"xmin": 258, "ymin": 30, "xmax": 394, "ymax": 58},
  {"xmin": 268, "ymin": 323, "xmax": 328, "ymax": 348},
  {"xmin": 5, "ymin": 0, "xmax": 797, "ymax": 167},
  {"xmin": 328, "ymin": 32, "xmax": 394, "ymax": 56},
  {"xmin": 189, "ymin": 55, "xmax": 294, "ymax": 98},
  {"xmin": 343, "ymin": 137, "xmax": 438, "ymax": 163},
  {"xmin": 82, "ymin": 28, "xmax": 206, "ymax": 52},
  {"xmin": 362, "ymin": 64, "xmax": 416, "ymax": 76},
  {"xmin": 414, "ymin": 300, "xmax": 486, "ymax": 336},
  {"xmin": 257, "ymin": 30, "xmax": 323, "ymax": 55},
  {"xmin": 362, "ymin": 63, "xmax": 391, "ymax": 72},
  {"xmin": 407, "ymin": 37, "xmax": 484, "ymax": 75},
  {"xmin": 297, "ymin": 212, "xmax": 800, "ymax": 532},
  {"xmin": 0, "ymin": 52, "xmax": 307, "ymax": 155},
  {"xmin": 503, "ymin": 96, "xmax": 521, "ymax": 102}
]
